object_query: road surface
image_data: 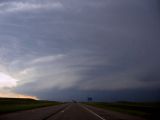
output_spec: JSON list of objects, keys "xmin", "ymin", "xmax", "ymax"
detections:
[{"xmin": 0, "ymin": 103, "xmax": 146, "ymax": 120}]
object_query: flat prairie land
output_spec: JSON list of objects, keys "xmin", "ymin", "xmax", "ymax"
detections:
[
  {"xmin": 0, "ymin": 98, "xmax": 62, "ymax": 114},
  {"xmin": 84, "ymin": 101, "xmax": 160, "ymax": 119}
]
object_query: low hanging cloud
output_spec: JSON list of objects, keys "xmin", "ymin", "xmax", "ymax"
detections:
[{"xmin": 0, "ymin": 1, "xmax": 63, "ymax": 13}]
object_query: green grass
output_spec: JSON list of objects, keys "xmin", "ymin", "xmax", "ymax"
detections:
[
  {"xmin": 84, "ymin": 102, "xmax": 160, "ymax": 119},
  {"xmin": 0, "ymin": 98, "xmax": 63, "ymax": 114}
]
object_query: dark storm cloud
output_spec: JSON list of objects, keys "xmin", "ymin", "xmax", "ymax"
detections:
[
  {"xmin": 15, "ymin": 85, "xmax": 160, "ymax": 102},
  {"xmin": 0, "ymin": 0, "xmax": 160, "ymax": 101}
]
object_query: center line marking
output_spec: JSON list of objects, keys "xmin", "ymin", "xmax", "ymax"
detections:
[{"xmin": 80, "ymin": 105, "xmax": 106, "ymax": 120}]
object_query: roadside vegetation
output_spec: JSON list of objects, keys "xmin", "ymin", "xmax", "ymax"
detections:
[
  {"xmin": 84, "ymin": 101, "xmax": 160, "ymax": 119},
  {"xmin": 0, "ymin": 98, "xmax": 62, "ymax": 115}
]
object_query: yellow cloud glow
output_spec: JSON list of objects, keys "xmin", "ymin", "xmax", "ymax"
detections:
[{"xmin": 0, "ymin": 91, "xmax": 38, "ymax": 100}]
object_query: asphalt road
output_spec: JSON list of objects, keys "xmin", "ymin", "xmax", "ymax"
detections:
[{"xmin": 0, "ymin": 103, "xmax": 146, "ymax": 120}]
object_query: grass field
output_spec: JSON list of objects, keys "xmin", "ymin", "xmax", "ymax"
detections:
[
  {"xmin": 84, "ymin": 101, "xmax": 160, "ymax": 119},
  {"xmin": 0, "ymin": 98, "xmax": 62, "ymax": 115}
]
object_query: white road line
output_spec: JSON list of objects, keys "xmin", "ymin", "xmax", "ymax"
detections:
[
  {"xmin": 60, "ymin": 104, "xmax": 71, "ymax": 113},
  {"xmin": 80, "ymin": 105, "xmax": 106, "ymax": 120},
  {"xmin": 46, "ymin": 104, "xmax": 72, "ymax": 120}
]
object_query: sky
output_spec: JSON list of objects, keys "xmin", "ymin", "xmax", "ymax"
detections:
[{"xmin": 0, "ymin": 0, "xmax": 160, "ymax": 102}]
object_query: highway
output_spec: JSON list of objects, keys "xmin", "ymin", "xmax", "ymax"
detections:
[{"xmin": 0, "ymin": 103, "xmax": 146, "ymax": 120}]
